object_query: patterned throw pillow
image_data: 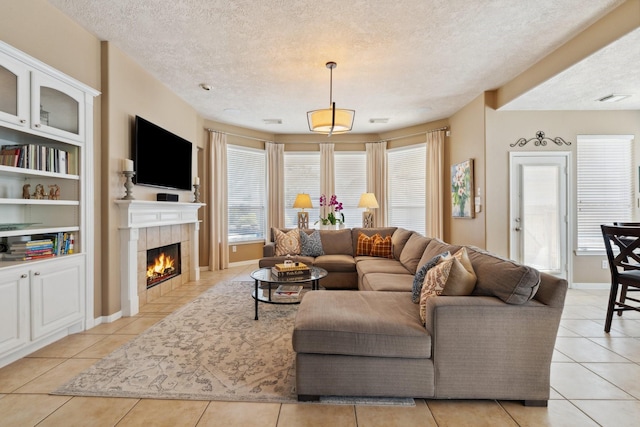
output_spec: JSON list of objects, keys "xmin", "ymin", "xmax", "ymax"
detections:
[
  {"xmin": 371, "ymin": 234, "xmax": 394, "ymax": 259},
  {"xmin": 442, "ymin": 247, "xmax": 477, "ymax": 296},
  {"xmin": 419, "ymin": 256, "xmax": 454, "ymax": 323},
  {"xmin": 356, "ymin": 232, "xmax": 380, "ymax": 256},
  {"xmin": 411, "ymin": 251, "xmax": 450, "ymax": 303},
  {"xmin": 300, "ymin": 230, "xmax": 325, "ymax": 257},
  {"xmin": 274, "ymin": 228, "xmax": 301, "ymax": 256}
]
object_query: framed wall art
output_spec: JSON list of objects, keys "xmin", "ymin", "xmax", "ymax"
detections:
[{"xmin": 451, "ymin": 159, "xmax": 474, "ymax": 219}]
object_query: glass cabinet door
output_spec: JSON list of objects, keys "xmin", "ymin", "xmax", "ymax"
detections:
[
  {"xmin": 31, "ymin": 72, "xmax": 85, "ymax": 142},
  {"xmin": 0, "ymin": 56, "xmax": 29, "ymax": 128}
]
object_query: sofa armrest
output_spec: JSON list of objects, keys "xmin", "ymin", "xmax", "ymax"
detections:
[
  {"xmin": 424, "ymin": 296, "xmax": 562, "ymax": 401},
  {"xmin": 263, "ymin": 242, "xmax": 276, "ymax": 257}
]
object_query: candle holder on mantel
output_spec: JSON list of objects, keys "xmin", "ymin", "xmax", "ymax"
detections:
[
  {"xmin": 121, "ymin": 171, "xmax": 135, "ymax": 200},
  {"xmin": 193, "ymin": 184, "xmax": 201, "ymax": 203}
]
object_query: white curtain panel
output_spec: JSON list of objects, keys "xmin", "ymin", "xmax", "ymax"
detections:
[
  {"xmin": 427, "ymin": 130, "xmax": 445, "ymax": 239},
  {"xmin": 208, "ymin": 131, "xmax": 229, "ymax": 270},
  {"xmin": 366, "ymin": 141, "xmax": 387, "ymax": 227},
  {"xmin": 319, "ymin": 143, "xmax": 335, "ymax": 219},
  {"xmin": 266, "ymin": 141, "xmax": 285, "ymax": 231}
]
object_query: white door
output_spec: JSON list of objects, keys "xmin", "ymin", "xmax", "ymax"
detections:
[{"xmin": 510, "ymin": 153, "xmax": 569, "ymax": 279}]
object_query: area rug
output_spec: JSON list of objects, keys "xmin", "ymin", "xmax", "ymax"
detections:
[
  {"xmin": 54, "ymin": 281, "xmax": 299, "ymax": 403},
  {"xmin": 54, "ymin": 281, "xmax": 414, "ymax": 406}
]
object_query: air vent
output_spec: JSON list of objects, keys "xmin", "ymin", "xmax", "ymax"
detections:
[
  {"xmin": 263, "ymin": 119, "xmax": 282, "ymax": 125},
  {"xmin": 597, "ymin": 94, "xmax": 630, "ymax": 103},
  {"xmin": 369, "ymin": 118, "xmax": 389, "ymax": 124}
]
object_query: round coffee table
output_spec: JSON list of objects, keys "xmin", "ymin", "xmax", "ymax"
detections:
[{"xmin": 251, "ymin": 266, "xmax": 328, "ymax": 320}]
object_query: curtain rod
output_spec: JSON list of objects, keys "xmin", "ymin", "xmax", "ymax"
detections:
[
  {"xmin": 383, "ymin": 126, "xmax": 449, "ymax": 142},
  {"xmin": 205, "ymin": 126, "xmax": 448, "ymax": 144}
]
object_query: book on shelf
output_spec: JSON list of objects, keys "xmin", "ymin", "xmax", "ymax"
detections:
[{"xmin": 0, "ymin": 144, "xmax": 70, "ymax": 174}]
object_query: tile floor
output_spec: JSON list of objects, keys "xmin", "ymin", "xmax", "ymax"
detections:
[{"xmin": 0, "ymin": 264, "xmax": 639, "ymax": 426}]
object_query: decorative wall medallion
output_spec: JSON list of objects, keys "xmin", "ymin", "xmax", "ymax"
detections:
[{"xmin": 511, "ymin": 131, "xmax": 572, "ymax": 147}]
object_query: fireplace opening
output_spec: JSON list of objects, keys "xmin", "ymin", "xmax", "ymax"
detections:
[{"xmin": 147, "ymin": 243, "xmax": 181, "ymax": 289}]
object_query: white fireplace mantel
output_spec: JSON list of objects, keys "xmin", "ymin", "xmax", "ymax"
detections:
[{"xmin": 116, "ymin": 200, "xmax": 205, "ymax": 316}]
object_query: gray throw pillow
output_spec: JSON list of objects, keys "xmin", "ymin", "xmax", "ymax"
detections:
[
  {"xmin": 411, "ymin": 251, "xmax": 449, "ymax": 303},
  {"xmin": 300, "ymin": 230, "xmax": 325, "ymax": 257}
]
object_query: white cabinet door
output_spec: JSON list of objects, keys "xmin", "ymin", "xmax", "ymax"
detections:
[
  {"xmin": 30, "ymin": 71, "xmax": 85, "ymax": 143},
  {"xmin": 0, "ymin": 54, "xmax": 30, "ymax": 129},
  {"xmin": 30, "ymin": 256, "xmax": 84, "ymax": 340},
  {"xmin": 0, "ymin": 268, "xmax": 29, "ymax": 356}
]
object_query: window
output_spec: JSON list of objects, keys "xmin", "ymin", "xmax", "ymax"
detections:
[
  {"xmin": 387, "ymin": 144, "xmax": 426, "ymax": 235},
  {"xmin": 284, "ymin": 152, "xmax": 320, "ymax": 228},
  {"xmin": 227, "ymin": 145, "xmax": 266, "ymax": 242},
  {"xmin": 577, "ymin": 135, "xmax": 634, "ymax": 251},
  {"xmin": 334, "ymin": 152, "xmax": 367, "ymax": 228}
]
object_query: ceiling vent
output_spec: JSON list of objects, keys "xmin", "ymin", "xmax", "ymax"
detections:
[
  {"xmin": 263, "ymin": 119, "xmax": 282, "ymax": 125},
  {"xmin": 369, "ymin": 118, "xmax": 389, "ymax": 124},
  {"xmin": 597, "ymin": 94, "xmax": 630, "ymax": 103}
]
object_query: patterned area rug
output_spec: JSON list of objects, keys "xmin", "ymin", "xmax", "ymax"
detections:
[{"xmin": 54, "ymin": 281, "xmax": 299, "ymax": 402}]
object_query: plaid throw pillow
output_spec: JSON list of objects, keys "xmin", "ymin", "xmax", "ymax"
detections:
[
  {"xmin": 356, "ymin": 232, "xmax": 380, "ymax": 256},
  {"xmin": 371, "ymin": 234, "xmax": 393, "ymax": 259}
]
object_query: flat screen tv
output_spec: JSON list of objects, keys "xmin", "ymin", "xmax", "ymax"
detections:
[{"xmin": 133, "ymin": 116, "xmax": 193, "ymax": 191}]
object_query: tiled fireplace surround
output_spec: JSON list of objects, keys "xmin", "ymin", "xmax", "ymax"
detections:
[{"xmin": 116, "ymin": 200, "xmax": 204, "ymax": 316}]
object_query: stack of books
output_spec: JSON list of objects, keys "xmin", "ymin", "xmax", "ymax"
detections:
[
  {"xmin": 272, "ymin": 284, "xmax": 303, "ymax": 300},
  {"xmin": 0, "ymin": 144, "xmax": 70, "ymax": 174},
  {"xmin": 4, "ymin": 238, "xmax": 55, "ymax": 261},
  {"xmin": 2, "ymin": 233, "xmax": 74, "ymax": 261},
  {"xmin": 271, "ymin": 262, "xmax": 311, "ymax": 280}
]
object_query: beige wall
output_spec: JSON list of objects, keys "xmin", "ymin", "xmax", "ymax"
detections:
[
  {"xmin": 0, "ymin": 0, "xmax": 104, "ymax": 315},
  {"xmin": 485, "ymin": 106, "xmax": 640, "ymax": 283},
  {"xmin": 102, "ymin": 42, "xmax": 203, "ymax": 315},
  {"xmin": 447, "ymin": 94, "xmax": 486, "ymax": 247}
]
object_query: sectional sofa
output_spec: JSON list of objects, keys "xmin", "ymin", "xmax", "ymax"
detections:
[{"xmin": 259, "ymin": 227, "xmax": 567, "ymax": 406}]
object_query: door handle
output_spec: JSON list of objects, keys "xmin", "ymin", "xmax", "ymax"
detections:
[{"xmin": 515, "ymin": 227, "xmax": 521, "ymax": 231}]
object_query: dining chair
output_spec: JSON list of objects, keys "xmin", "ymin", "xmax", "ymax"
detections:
[{"xmin": 601, "ymin": 225, "xmax": 640, "ymax": 332}]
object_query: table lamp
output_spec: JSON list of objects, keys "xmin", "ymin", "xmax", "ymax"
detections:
[
  {"xmin": 293, "ymin": 193, "xmax": 313, "ymax": 228},
  {"xmin": 358, "ymin": 193, "xmax": 379, "ymax": 228}
]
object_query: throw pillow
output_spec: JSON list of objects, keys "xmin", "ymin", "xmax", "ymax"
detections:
[
  {"xmin": 411, "ymin": 251, "xmax": 450, "ymax": 303},
  {"xmin": 274, "ymin": 228, "xmax": 301, "ymax": 256},
  {"xmin": 371, "ymin": 234, "xmax": 394, "ymax": 259},
  {"xmin": 419, "ymin": 256, "xmax": 454, "ymax": 323},
  {"xmin": 442, "ymin": 247, "xmax": 477, "ymax": 296},
  {"xmin": 300, "ymin": 230, "xmax": 324, "ymax": 257},
  {"xmin": 356, "ymin": 232, "xmax": 380, "ymax": 256}
]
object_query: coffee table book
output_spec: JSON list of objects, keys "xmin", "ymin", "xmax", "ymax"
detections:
[{"xmin": 271, "ymin": 266, "xmax": 311, "ymax": 278}]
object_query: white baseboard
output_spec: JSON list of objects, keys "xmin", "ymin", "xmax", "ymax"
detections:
[
  {"xmin": 92, "ymin": 311, "xmax": 123, "ymax": 326},
  {"xmin": 571, "ymin": 282, "xmax": 609, "ymax": 290}
]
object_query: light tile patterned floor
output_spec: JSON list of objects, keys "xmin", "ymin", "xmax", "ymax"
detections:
[{"xmin": 0, "ymin": 265, "xmax": 638, "ymax": 426}]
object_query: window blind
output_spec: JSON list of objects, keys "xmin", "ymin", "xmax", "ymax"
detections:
[
  {"xmin": 387, "ymin": 144, "xmax": 426, "ymax": 235},
  {"xmin": 284, "ymin": 152, "xmax": 321, "ymax": 228},
  {"xmin": 334, "ymin": 152, "xmax": 367, "ymax": 228},
  {"xmin": 227, "ymin": 145, "xmax": 266, "ymax": 242},
  {"xmin": 577, "ymin": 136, "xmax": 633, "ymax": 251}
]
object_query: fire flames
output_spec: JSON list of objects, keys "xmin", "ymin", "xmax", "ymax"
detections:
[{"xmin": 147, "ymin": 252, "xmax": 176, "ymax": 284}]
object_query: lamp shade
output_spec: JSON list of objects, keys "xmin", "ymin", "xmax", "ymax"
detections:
[
  {"xmin": 307, "ymin": 104, "xmax": 355, "ymax": 134},
  {"xmin": 358, "ymin": 193, "xmax": 379, "ymax": 209},
  {"xmin": 293, "ymin": 193, "xmax": 313, "ymax": 210}
]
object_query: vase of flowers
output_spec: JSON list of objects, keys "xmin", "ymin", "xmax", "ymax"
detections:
[{"xmin": 316, "ymin": 194, "xmax": 344, "ymax": 228}]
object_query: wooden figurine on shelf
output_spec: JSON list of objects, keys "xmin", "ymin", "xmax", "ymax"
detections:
[
  {"xmin": 22, "ymin": 184, "xmax": 31, "ymax": 199},
  {"xmin": 48, "ymin": 184, "xmax": 60, "ymax": 200},
  {"xmin": 33, "ymin": 183, "xmax": 45, "ymax": 199}
]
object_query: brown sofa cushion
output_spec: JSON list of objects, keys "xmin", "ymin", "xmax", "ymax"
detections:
[
  {"xmin": 392, "ymin": 228, "xmax": 414, "ymax": 259},
  {"xmin": 314, "ymin": 254, "xmax": 356, "ymax": 273},
  {"xmin": 361, "ymin": 273, "xmax": 414, "ymax": 292},
  {"xmin": 356, "ymin": 258, "xmax": 410, "ymax": 276},
  {"xmin": 420, "ymin": 239, "xmax": 462, "ymax": 265},
  {"xmin": 399, "ymin": 234, "xmax": 431, "ymax": 274},
  {"xmin": 466, "ymin": 246, "xmax": 540, "ymax": 304},
  {"xmin": 319, "ymin": 228, "xmax": 353, "ymax": 255},
  {"xmin": 294, "ymin": 291, "xmax": 431, "ymax": 359}
]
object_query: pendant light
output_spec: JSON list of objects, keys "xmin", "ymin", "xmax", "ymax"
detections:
[{"xmin": 307, "ymin": 62, "xmax": 355, "ymax": 136}]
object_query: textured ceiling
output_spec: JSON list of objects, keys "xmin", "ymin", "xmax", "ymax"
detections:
[{"xmin": 48, "ymin": 0, "xmax": 631, "ymax": 134}]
